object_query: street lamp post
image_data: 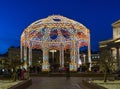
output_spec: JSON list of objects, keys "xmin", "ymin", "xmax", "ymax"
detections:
[
  {"xmin": 83, "ymin": 54, "xmax": 86, "ymax": 64},
  {"xmin": 50, "ymin": 50, "xmax": 57, "ymax": 64},
  {"xmin": 50, "ymin": 50, "xmax": 57, "ymax": 72}
]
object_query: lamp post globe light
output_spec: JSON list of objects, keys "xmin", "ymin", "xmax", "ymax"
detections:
[
  {"xmin": 83, "ymin": 54, "xmax": 86, "ymax": 64},
  {"xmin": 20, "ymin": 15, "xmax": 91, "ymax": 72},
  {"xmin": 50, "ymin": 50, "xmax": 57, "ymax": 64}
]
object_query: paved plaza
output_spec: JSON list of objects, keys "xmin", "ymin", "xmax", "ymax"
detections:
[{"xmin": 27, "ymin": 77, "xmax": 88, "ymax": 89}]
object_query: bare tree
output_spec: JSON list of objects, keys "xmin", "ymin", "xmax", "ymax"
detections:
[{"xmin": 100, "ymin": 48, "xmax": 115, "ymax": 82}]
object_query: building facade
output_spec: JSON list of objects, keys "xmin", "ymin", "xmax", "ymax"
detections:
[
  {"xmin": 99, "ymin": 20, "xmax": 120, "ymax": 72},
  {"xmin": 91, "ymin": 54, "xmax": 100, "ymax": 65}
]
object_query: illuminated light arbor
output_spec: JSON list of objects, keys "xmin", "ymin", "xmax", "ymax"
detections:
[{"xmin": 20, "ymin": 15, "xmax": 91, "ymax": 72}]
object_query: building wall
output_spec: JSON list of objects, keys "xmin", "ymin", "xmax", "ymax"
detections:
[
  {"xmin": 8, "ymin": 47, "xmax": 20, "ymax": 60},
  {"xmin": 99, "ymin": 20, "xmax": 120, "ymax": 72},
  {"xmin": 113, "ymin": 20, "xmax": 120, "ymax": 39}
]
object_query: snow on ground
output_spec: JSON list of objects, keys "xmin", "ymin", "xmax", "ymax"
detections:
[
  {"xmin": 93, "ymin": 80, "xmax": 120, "ymax": 89},
  {"xmin": 0, "ymin": 80, "xmax": 21, "ymax": 89}
]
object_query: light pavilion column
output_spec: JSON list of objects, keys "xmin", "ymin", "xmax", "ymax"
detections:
[
  {"xmin": 23, "ymin": 31, "xmax": 28, "ymax": 70},
  {"xmin": 59, "ymin": 48, "xmax": 62, "ymax": 67},
  {"xmin": 70, "ymin": 41, "xmax": 77, "ymax": 71},
  {"xmin": 28, "ymin": 41, "xmax": 32, "ymax": 66},
  {"xmin": 60, "ymin": 43, "xmax": 64, "ymax": 68},
  {"xmin": 75, "ymin": 41, "xmax": 80, "ymax": 68},
  {"xmin": 20, "ymin": 41, "xmax": 23, "ymax": 63},
  {"xmin": 42, "ymin": 27, "xmax": 50, "ymax": 72},
  {"xmin": 58, "ymin": 29, "xmax": 65, "ymax": 68},
  {"xmin": 88, "ymin": 32, "xmax": 92, "ymax": 71},
  {"xmin": 42, "ymin": 42, "xmax": 50, "ymax": 72}
]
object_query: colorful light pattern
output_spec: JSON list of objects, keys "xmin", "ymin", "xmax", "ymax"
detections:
[
  {"xmin": 20, "ymin": 15, "xmax": 91, "ymax": 71},
  {"xmin": 21, "ymin": 15, "xmax": 89, "ymax": 49}
]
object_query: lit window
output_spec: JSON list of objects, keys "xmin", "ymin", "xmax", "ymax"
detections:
[{"xmin": 98, "ymin": 56, "xmax": 99, "ymax": 58}]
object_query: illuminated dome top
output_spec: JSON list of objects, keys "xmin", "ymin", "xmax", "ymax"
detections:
[{"xmin": 21, "ymin": 15, "xmax": 90, "ymax": 50}]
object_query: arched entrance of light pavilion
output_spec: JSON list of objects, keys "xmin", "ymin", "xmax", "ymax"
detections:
[{"xmin": 20, "ymin": 15, "xmax": 91, "ymax": 72}]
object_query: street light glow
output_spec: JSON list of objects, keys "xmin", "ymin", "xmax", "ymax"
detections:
[{"xmin": 49, "ymin": 50, "xmax": 57, "ymax": 53}]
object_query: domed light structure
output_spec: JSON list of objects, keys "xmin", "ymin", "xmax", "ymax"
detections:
[{"xmin": 21, "ymin": 15, "xmax": 91, "ymax": 71}]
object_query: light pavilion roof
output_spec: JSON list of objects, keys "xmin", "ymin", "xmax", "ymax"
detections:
[{"xmin": 21, "ymin": 15, "xmax": 90, "ymax": 50}]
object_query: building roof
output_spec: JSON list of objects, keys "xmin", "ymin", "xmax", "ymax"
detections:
[
  {"xmin": 99, "ymin": 37, "xmax": 120, "ymax": 48},
  {"xmin": 112, "ymin": 20, "xmax": 120, "ymax": 27},
  {"xmin": 99, "ymin": 39, "xmax": 113, "ymax": 44}
]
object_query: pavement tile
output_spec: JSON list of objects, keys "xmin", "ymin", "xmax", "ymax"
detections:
[{"xmin": 27, "ymin": 77, "xmax": 85, "ymax": 89}]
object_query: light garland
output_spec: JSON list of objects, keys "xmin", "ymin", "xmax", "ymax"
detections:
[
  {"xmin": 21, "ymin": 15, "xmax": 89, "ymax": 50},
  {"xmin": 20, "ymin": 15, "xmax": 91, "ymax": 72}
]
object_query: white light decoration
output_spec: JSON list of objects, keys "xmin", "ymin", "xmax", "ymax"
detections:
[
  {"xmin": 78, "ymin": 58, "xmax": 82, "ymax": 65},
  {"xmin": 20, "ymin": 15, "xmax": 91, "ymax": 72},
  {"xmin": 83, "ymin": 54, "xmax": 86, "ymax": 64}
]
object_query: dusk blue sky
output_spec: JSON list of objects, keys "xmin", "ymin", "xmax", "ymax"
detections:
[{"xmin": 0, "ymin": 0, "xmax": 120, "ymax": 54}]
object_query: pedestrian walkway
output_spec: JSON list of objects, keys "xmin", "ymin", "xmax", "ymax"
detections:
[{"xmin": 27, "ymin": 77, "xmax": 87, "ymax": 89}]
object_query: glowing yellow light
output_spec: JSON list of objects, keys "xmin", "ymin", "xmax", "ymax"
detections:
[
  {"xmin": 99, "ymin": 45, "xmax": 107, "ymax": 48},
  {"xmin": 115, "ymin": 39, "xmax": 120, "ymax": 43}
]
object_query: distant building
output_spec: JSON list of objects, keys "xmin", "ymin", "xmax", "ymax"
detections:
[
  {"xmin": 99, "ymin": 20, "xmax": 120, "ymax": 71},
  {"xmin": 91, "ymin": 53, "xmax": 99, "ymax": 61},
  {"xmin": 0, "ymin": 56, "xmax": 7, "ymax": 71},
  {"xmin": 91, "ymin": 53, "xmax": 100, "ymax": 67},
  {"xmin": 8, "ymin": 47, "xmax": 20, "ymax": 60},
  {"xmin": 8, "ymin": 47, "xmax": 43, "ymax": 66},
  {"xmin": 78, "ymin": 52, "xmax": 100, "ymax": 71},
  {"xmin": 0, "ymin": 57, "xmax": 4, "ymax": 68}
]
